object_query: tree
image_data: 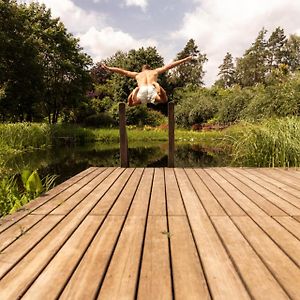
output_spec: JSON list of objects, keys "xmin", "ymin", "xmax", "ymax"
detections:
[
  {"xmin": 286, "ymin": 34, "xmax": 300, "ymax": 72},
  {"xmin": 0, "ymin": 1, "xmax": 92, "ymax": 123},
  {"xmin": 266, "ymin": 27, "xmax": 288, "ymax": 71},
  {"xmin": 215, "ymin": 52, "xmax": 236, "ymax": 88},
  {"xmin": 169, "ymin": 39, "xmax": 207, "ymax": 88},
  {"xmin": 235, "ymin": 28, "xmax": 268, "ymax": 87}
]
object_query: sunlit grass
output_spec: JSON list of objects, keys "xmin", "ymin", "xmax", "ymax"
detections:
[{"xmin": 232, "ymin": 117, "xmax": 300, "ymax": 167}]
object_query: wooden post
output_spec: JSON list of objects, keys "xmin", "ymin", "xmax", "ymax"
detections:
[
  {"xmin": 168, "ymin": 102, "xmax": 175, "ymax": 168},
  {"xmin": 119, "ymin": 102, "xmax": 129, "ymax": 167}
]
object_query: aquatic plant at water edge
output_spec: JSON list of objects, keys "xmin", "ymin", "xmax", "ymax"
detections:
[
  {"xmin": 232, "ymin": 117, "xmax": 300, "ymax": 167},
  {"xmin": 0, "ymin": 170, "xmax": 58, "ymax": 217}
]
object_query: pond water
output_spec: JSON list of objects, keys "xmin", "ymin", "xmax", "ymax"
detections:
[{"xmin": 4, "ymin": 142, "xmax": 231, "ymax": 184}]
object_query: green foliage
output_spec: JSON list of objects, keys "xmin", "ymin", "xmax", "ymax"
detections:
[
  {"xmin": 241, "ymin": 72, "xmax": 300, "ymax": 121},
  {"xmin": 215, "ymin": 52, "xmax": 236, "ymax": 88},
  {"xmin": 175, "ymin": 87, "xmax": 218, "ymax": 127},
  {"xmin": 83, "ymin": 113, "xmax": 117, "ymax": 127},
  {"xmin": 0, "ymin": 170, "xmax": 57, "ymax": 217},
  {"xmin": 169, "ymin": 39, "xmax": 207, "ymax": 89},
  {"xmin": 0, "ymin": 123, "xmax": 51, "ymax": 152},
  {"xmin": 232, "ymin": 117, "xmax": 300, "ymax": 167},
  {"xmin": 110, "ymin": 103, "xmax": 166, "ymax": 126},
  {"xmin": 0, "ymin": 1, "xmax": 92, "ymax": 123}
]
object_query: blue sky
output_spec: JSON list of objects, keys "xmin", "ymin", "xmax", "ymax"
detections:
[{"xmin": 21, "ymin": 0, "xmax": 300, "ymax": 85}]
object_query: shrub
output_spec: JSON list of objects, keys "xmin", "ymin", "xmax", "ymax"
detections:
[
  {"xmin": 83, "ymin": 113, "xmax": 117, "ymax": 127},
  {"xmin": 217, "ymin": 85, "xmax": 253, "ymax": 123},
  {"xmin": 175, "ymin": 89, "xmax": 217, "ymax": 127},
  {"xmin": 110, "ymin": 103, "xmax": 166, "ymax": 126}
]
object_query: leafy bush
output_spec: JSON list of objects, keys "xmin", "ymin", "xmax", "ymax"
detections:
[
  {"xmin": 241, "ymin": 73, "xmax": 300, "ymax": 121},
  {"xmin": 217, "ymin": 86, "xmax": 253, "ymax": 123},
  {"xmin": 83, "ymin": 113, "xmax": 117, "ymax": 127},
  {"xmin": 110, "ymin": 103, "xmax": 166, "ymax": 126},
  {"xmin": 175, "ymin": 88, "xmax": 217, "ymax": 127}
]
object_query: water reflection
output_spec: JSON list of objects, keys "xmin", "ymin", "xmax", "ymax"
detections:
[{"xmin": 4, "ymin": 142, "xmax": 230, "ymax": 184}]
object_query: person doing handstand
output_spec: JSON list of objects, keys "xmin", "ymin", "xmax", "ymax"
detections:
[{"xmin": 102, "ymin": 56, "xmax": 192, "ymax": 106}]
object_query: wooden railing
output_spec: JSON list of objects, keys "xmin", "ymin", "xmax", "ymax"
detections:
[{"xmin": 119, "ymin": 102, "xmax": 175, "ymax": 167}]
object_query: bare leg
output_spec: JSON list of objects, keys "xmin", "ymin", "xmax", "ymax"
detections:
[
  {"xmin": 153, "ymin": 83, "xmax": 168, "ymax": 103},
  {"xmin": 128, "ymin": 87, "xmax": 141, "ymax": 106}
]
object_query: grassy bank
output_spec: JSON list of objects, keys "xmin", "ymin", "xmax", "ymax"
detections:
[{"xmin": 1, "ymin": 117, "xmax": 300, "ymax": 168}]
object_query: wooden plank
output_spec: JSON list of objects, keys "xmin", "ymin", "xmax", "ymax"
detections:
[
  {"xmin": 294, "ymin": 216, "xmax": 300, "ymax": 222},
  {"xmin": 226, "ymin": 168, "xmax": 300, "ymax": 216},
  {"xmin": 168, "ymin": 216, "xmax": 210, "ymax": 299},
  {"xmin": 108, "ymin": 168, "xmax": 144, "ymax": 216},
  {"xmin": 97, "ymin": 216, "xmax": 147, "ymax": 299},
  {"xmin": 251, "ymin": 215, "xmax": 300, "ymax": 266},
  {"xmin": 274, "ymin": 216, "xmax": 300, "ymax": 240},
  {"xmin": 89, "ymin": 168, "xmax": 134, "ymax": 215},
  {"xmin": 175, "ymin": 168, "xmax": 250, "ymax": 299},
  {"xmin": 185, "ymin": 168, "xmax": 226, "ymax": 216},
  {"xmin": 127, "ymin": 168, "xmax": 154, "ymax": 217},
  {"xmin": 194, "ymin": 169, "xmax": 245, "ymax": 216},
  {"xmin": 0, "ymin": 167, "xmax": 97, "ymax": 231},
  {"xmin": 0, "ymin": 215, "xmax": 63, "ymax": 279},
  {"xmin": 0, "ymin": 214, "xmax": 44, "ymax": 252},
  {"xmin": 0, "ymin": 168, "xmax": 124, "ymax": 296},
  {"xmin": 137, "ymin": 216, "xmax": 172, "ymax": 300},
  {"xmin": 205, "ymin": 169, "xmax": 266, "ymax": 217},
  {"xmin": 215, "ymin": 168, "xmax": 286, "ymax": 216},
  {"xmin": 173, "ymin": 168, "xmax": 207, "ymax": 216},
  {"xmin": 260, "ymin": 168, "xmax": 300, "ymax": 191},
  {"xmin": 148, "ymin": 168, "xmax": 166, "ymax": 216},
  {"xmin": 60, "ymin": 216, "xmax": 124, "ymax": 300},
  {"xmin": 47, "ymin": 168, "xmax": 118, "ymax": 215},
  {"xmin": 212, "ymin": 216, "xmax": 288, "ymax": 299},
  {"xmin": 168, "ymin": 102, "xmax": 175, "ymax": 168},
  {"xmin": 21, "ymin": 216, "xmax": 103, "ymax": 300},
  {"xmin": 119, "ymin": 102, "xmax": 129, "ymax": 168},
  {"xmin": 164, "ymin": 168, "xmax": 185, "ymax": 216},
  {"xmin": 243, "ymin": 169, "xmax": 300, "ymax": 207},
  {"xmin": 97, "ymin": 169, "xmax": 154, "ymax": 299},
  {"xmin": 275, "ymin": 168, "xmax": 300, "ymax": 180},
  {"xmin": 233, "ymin": 216, "xmax": 300, "ymax": 299}
]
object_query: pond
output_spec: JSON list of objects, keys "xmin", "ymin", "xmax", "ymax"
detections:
[{"xmin": 3, "ymin": 142, "xmax": 231, "ymax": 184}]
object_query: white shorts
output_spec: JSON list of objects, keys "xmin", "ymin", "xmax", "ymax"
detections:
[{"xmin": 137, "ymin": 85, "xmax": 157, "ymax": 104}]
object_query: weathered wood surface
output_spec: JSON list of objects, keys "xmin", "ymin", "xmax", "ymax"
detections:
[{"xmin": 0, "ymin": 167, "xmax": 300, "ymax": 299}]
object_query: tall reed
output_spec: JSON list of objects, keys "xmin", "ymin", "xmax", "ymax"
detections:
[{"xmin": 232, "ymin": 117, "xmax": 300, "ymax": 167}]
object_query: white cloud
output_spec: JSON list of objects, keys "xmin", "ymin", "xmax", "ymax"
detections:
[
  {"xmin": 78, "ymin": 26, "xmax": 157, "ymax": 62},
  {"xmin": 174, "ymin": 0, "xmax": 300, "ymax": 85},
  {"xmin": 124, "ymin": 0, "xmax": 148, "ymax": 10},
  {"xmin": 21, "ymin": 0, "xmax": 106, "ymax": 33},
  {"xmin": 20, "ymin": 0, "xmax": 158, "ymax": 63}
]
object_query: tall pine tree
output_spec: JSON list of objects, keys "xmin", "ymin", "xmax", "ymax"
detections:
[
  {"xmin": 215, "ymin": 52, "xmax": 236, "ymax": 88},
  {"xmin": 235, "ymin": 28, "xmax": 268, "ymax": 86},
  {"xmin": 266, "ymin": 27, "xmax": 288, "ymax": 71},
  {"xmin": 169, "ymin": 39, "xmax": 207, "ymax": 88}
]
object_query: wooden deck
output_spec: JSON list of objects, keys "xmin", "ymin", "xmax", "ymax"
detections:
[{"xmin": 0, "ymin": 167, "xmax": 300, "ymax": 299}]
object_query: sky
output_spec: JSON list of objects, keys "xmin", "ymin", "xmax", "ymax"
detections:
[{"xmin": 20, "ymin": 0, "xmax": 300, "ymax": 85}]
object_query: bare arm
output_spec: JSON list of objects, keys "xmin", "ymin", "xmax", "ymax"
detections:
[
  {"xmin": 102, "ymin": 64, "xmax": 138, "ymax": 78},
  {"xmin": 156, "ymin": 56, "xmax": 192, "ymax": 74}
]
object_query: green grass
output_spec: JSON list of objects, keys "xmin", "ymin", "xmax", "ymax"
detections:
[{"xmin": 232, "ymin": 117, "xmax": 300, "ymax": 167}]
